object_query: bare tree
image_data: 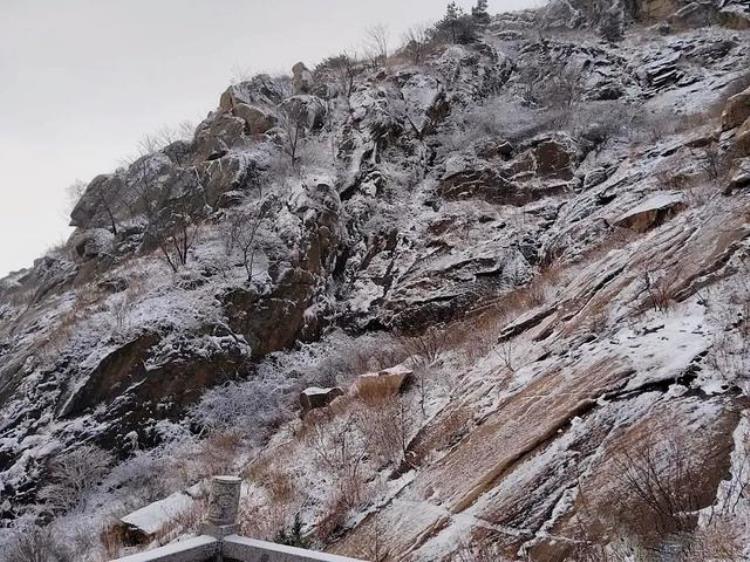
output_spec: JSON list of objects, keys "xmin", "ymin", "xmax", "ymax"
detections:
[
  {"xmin": 126, "ymin": 155, "xmax": 204, "ymax": 272},
  {"xmin": 365, "ymin": 24, "xmax": 390, "ymax": 68},
  {"xmin": 330, "ymin": 52, "xmax": 361, "ymax": 113},
  {"xmin": 137, "ymin": 121, "xmax": 195, "ymax": 155},
  {"xmin": 155, "ymin": 199, "xmax": 203, "ymax": 273},
  {"xmin": 279, "ymin": 103, "xmax": 308, "ymax": 171},
  {"xmin": 225, "ymin": 200, "xmax": 273, "ymax": 282},
  {"xmin": 402, "ymin": 24, "xmax": 432, "ymax": 65}
]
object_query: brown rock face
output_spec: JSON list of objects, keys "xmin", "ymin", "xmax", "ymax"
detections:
[
  {"xmin": 194, "ymin": 113, "xmax": 247, "ymax": 161},
  {"xmin": 233, "ymin": 103, "xmax": 277, "ymax": 135},
  {"xmin": 223, "ymin": 267, "xmax": 319, "ymax": 359},
  {"xmin": 726, "ymin": 157, "xmax": 750, "ymax": 193},
  {"xmin": 614, "ymin": 193, "xmax": 687, "ymax": 233},
  {"xmin": 722, "ymin": 86, "xmax": 750, "ymax": 131},
  {"xmin": 736, "ymin": 117, "xmax": 750, "ymax": 156}
]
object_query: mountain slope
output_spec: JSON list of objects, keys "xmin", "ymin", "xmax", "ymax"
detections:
[{"xmin": 2, "ymin": 1, "xmax": 750, "ymax": 560}]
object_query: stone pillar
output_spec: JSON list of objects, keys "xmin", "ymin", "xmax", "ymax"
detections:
[{"xmin": 201, "ymin": 476, "xmax": 241, "ymax": 539}]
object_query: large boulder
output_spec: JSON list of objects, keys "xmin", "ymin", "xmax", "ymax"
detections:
[
  {"xmin": 613, "ymin": 192, "xmax": 687, "ymax": 232},
  {"xmin": 722, "ymin": 86, "xmax": 750, "ymax": 131},
  {"xmin": 193, "ymin": 113, "xmax": 247, "ymax": 161},
  {"xmin": 351, "ymin": 366, "xmax": 414, "ymax": 399},
  {"xmin": 70, "ymin": 228, "xmax": 115, "ymax": 260},
  {"xmin": 292, "ymin": 62, "xmax": 315, "ymax": 95}
]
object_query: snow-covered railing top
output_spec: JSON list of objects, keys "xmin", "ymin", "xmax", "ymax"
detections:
[{"xmin": 111, "ymin": 476, "xmax": 366, "ymax": 562}]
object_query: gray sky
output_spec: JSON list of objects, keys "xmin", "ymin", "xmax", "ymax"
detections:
[{"xmin": 0, "ymin": 0, "xmax": 541, "ymax": 278}]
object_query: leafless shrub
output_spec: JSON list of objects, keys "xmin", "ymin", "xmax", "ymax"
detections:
[
  {"xmin": 453, "ymin": 534, "xmax": 511, "ymax": 561},
  {"xmin": 136, "ymin": 122, "xmax": 195, "ymax": 155},
  {"xmin": 39, "ymin": 444, "xmax": 114, "ymax": 513},
  {"xmin": 364, "ymin": 24, "xmax": 390, "ymax": 68},
  {"xmin": 279, "ymin": 103, "xmax": 308, "ymax": 171},
  {"xmin": 357, "ymin": 396, "xmax": 412, "ymax": 466},
  {"xmin": 189, "ymin": 380, "xmax": 281, "ymax": 439},
  {"xmin": 3, "ymin": 525, "xmax": 73, "ymax": 562},
  {"xmin": 192, "ymin": 431, "xmax": 244, "ymax": 478},
  {"xmin": 224, "ymin": 199, "xmax": 273, "ymax": 282},
  {"xmin": 401, "ymin": 24, "xmax": 432, "ymax": 65},
  {"xmin": 305, "ymin": 417, "xmax": 369, "ymax": 540},
  {"xmin": 397, "ymin": 325, "xmax": 446, "ymax": 369},
  {"xmin": 611, "ymin": 440, "xmax": 703, "ymax": 548},
  {"xmin": 638, "ymin": 268, "xmax": 679, "ymax": 314},
  {"xmin": 681, "ymin": 516, "xmax": 744, "ymax": 561}
]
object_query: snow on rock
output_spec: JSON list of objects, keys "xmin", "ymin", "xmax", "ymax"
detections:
[{"xmin": 612, "ymin": 191, "xmax": 686, "ymax": 232}]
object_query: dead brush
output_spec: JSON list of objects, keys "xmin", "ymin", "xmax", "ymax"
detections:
[
  {"xmin": 681, "ymin": 516, "xmax": 744, "ymax": 561},
  {"xmin": 608, "ymin": 439, "xmax": 704, "ymax": 549},
  {"xmin": 397, "ymin": 324, "xmax": 446, "ymax": 369},
  {"xmin": 354, "ymin": 395, "xmax": 412, "ymax": 466},
  {"xmin": 352, "ymin": 374, "xmax": 403, "ymax": 407},
  {"xmin": 452, "ymin": 534, "xmax": 512, "ymax": 562},
  {"xmin": 99, "ymin": 524, "xmax": 125, "ymax": 560},
  {"xmin": 635, "ymin": 267, "xmax": 682, "ymax": 315},
  {"xmin": 192, "ymin": 431, "xmax": 243, "ymax": 478}
]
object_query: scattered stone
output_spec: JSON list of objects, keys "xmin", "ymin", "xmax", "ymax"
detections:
[
  {"xmin": 352, "ymin": 366, "xmax": 414, "ymax": 398},
  {"xmin": 299, "ymin": 386, "xmax": 344, "ymax": 415}
]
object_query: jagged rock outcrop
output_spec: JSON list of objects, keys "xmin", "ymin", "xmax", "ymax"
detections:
[
  {"xmin": 722, "ymin": 85, "xmax": 750, "ymax": 130},
  {"xmin": 292, "ymin": 62, "xmax": 315, "ymax": 95}
]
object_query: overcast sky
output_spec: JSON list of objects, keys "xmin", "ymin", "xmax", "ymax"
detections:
[{"xmin": 0, "ymin": 0, "xmax": 542, "ymax": 278}]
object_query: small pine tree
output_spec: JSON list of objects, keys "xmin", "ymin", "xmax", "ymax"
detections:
[
  {"xmin": 599, "ymin": 5, "xmax": 624, "ymax": 43},
  {"xmin": 438, "ymin": 2, "xmax": 477, "ymax": 44},
  {"xmin": 274, "ymin": 513, "xmax": 309, "ymax": 549},
  {"xmin": 472, "ymin": 0, "xmax": 491, "ymax": 24}
]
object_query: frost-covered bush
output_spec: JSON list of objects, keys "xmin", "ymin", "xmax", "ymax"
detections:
[
  {"xmin": 38, "ymin": 445, "xmax": 114, "ymax": 514},
  {"xmin": 2, "ymin": 525, "xmax": 72, "ymax": 562},
  {"xmin": 189, "ymin": 380, "xmax": 281, "ymax": 438}
]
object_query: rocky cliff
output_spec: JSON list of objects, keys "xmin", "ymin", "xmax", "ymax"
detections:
[{"xmin": 2, "ymin": 1, "xmax": 750, "ymax": 560}]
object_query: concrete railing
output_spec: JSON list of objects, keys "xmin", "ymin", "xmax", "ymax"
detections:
[{"xmin": 112, "ymin": 477, "xmax": 367, "ymax": 562}]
